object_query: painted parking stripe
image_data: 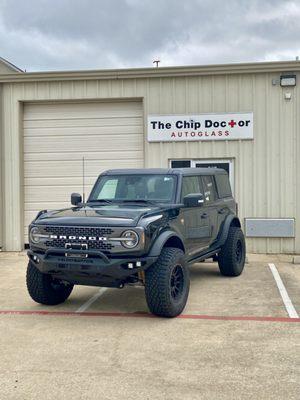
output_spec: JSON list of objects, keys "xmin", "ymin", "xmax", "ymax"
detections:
[
  {"xmin": 269, "ymin": 263, "xmax": 299, "ymax": 319},
  {"xmin": 0, "ymin": 310, "xmax": 299, "ymax": 323},
  {"xmin": 75, "ymin": 288, "xmax": 108, "ymax": 313}
]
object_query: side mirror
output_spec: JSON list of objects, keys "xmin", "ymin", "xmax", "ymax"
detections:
[
  {"xmin": 71, "ymin": 193, "xmax": 82, "ymax": 206},
  {"xmin": 183, "ymin": 193, "xmax": 204, "ymax": 208}
]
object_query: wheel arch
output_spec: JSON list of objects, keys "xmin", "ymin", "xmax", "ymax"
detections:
[
  {"xmin": 218, "ymin": 215, "xmax": 242, "ymax": 246},
  {"xmin": 148, "ymin": 231, "xmax": 185, "ymax": 257},
  {"xmin": 163, "ymin": 235, "xmax": 185, "ymax": 252}
]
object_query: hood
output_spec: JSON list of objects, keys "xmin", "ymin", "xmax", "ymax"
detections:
[{"xmin": 34, "ymin": 203, "xmax": 164, "ymax": 227}]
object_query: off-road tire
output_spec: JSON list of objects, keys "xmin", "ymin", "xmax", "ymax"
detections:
[
  {"xmin": 218, "ymin": 226, "xmax": 246, "ymax": 277},
  {"xmin": 26, "ymin": 261, "xmax": 73, "ymax": 305},
  {"xmin": 145, "ymin": 247, "xmax": 189, "ymax": 318}
]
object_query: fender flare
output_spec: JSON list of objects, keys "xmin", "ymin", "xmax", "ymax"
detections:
[
  {"xmin": 148, "ymin": 230, "xmax": 185, "ymax": 257},
  {"xmin": 218, "ymin": 215, "xmax": 241, "ymax": 247}
]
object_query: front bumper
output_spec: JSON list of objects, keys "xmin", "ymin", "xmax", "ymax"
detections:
[{"xmin": 28, "ymin": 248, "xmax": 157, "ymax": 286}]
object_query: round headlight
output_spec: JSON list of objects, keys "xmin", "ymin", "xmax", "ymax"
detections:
[
  {"xmin": 30, "ymin": 227, "xmax": 41, "ymax": 244},
  {"xmin": 121, "ymin": 230, "xmax": 139, "ymax": 248}
]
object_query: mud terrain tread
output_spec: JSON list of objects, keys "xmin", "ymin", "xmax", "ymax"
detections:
[
  {"xmin": 26, "ymin": 261, "xmax": 73, "ymax": 305},
  {"xmin": 218, "ymin": 226, "xmax": 246, "ymax": 277},
  {"xmin": 145, "ymin": 247, "xmax": 189, "ymax": 317}
]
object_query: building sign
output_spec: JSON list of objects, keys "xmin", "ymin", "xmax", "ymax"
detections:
[{"xmin": 147, "ymin": 112, "xmax": 253, "ymax": 142}]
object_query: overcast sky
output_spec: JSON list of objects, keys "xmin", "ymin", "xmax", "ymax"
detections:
[{"xmin": 0, "ymin": 0, "xmax": 299, "ymax": 72}]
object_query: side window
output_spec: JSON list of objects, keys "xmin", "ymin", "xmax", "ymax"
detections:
[
  {"xmin": 201, "ymin": 176, "xmax": 217, "ymax": 203},
  {"xmin": 181, "ymin": 176, "xmax": 201, "ymax": 200},
  {"xmin": 215, "ymin": 174, "xmax": 232, "ymax": 198}
]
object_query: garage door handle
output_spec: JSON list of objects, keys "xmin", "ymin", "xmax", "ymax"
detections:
[{"xmin": 201, "ymin": 213, "xmax": 208, "ymax": 219}]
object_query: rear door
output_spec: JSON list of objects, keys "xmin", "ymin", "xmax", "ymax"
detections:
[
  {"xmin": 200, "ymin": 175, "xmax": 219, "ymax": 244},
  {"xmin": 214, "ymin": 173, "xmax": 236, "ymax": 233},
  {"xmin": 193, "ymin": 159, "xmax": 234, "ymax": 194}
]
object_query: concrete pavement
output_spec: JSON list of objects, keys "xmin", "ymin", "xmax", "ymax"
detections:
[{"xmin": 0, "ymin": 252, "xmax": 299, "ymax": 399}]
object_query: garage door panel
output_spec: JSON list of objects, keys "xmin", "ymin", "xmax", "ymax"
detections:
[
  {"xmin": 24, "ymin": 116, "xmax": 142, "ymax": 129},
  {"xmin": 24, "ymin": 150, "xmax": 143, "ymax": 162},
  {"xmin": 24, "ymin": 102, "xmax": 142, "ymax": 119},
  {"xmin": 25, "ymin": 185, "xmax": 94, "ymax": 203},
  {"xmin": 24, "ymin": 125, "xmax": 142, "ymax": 137},
  {"xmin": 25, "ymin": 201, "xmax": 75, "ymax": 212},
  {"xmin": 24, "ymin": 134, "xmax": 143, "ymax": 153},
  {"xmin": 24, "ymin": 101, "xmax": 143, "ymax": 243},
  {"xmin": 25, "ymin": 176, "xmax": 98, "ymax": 186},
  {"xmin": 24, "ymin": 159, "xmax": 143, "ymax": 178}
]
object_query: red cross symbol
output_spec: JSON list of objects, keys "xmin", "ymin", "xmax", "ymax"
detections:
[{"xmin": 228, "ymin": 120, "xmax": 236, "ymax": 128}]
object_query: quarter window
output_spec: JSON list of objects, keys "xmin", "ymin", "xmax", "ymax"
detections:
[{"xmin": 215, "ymin": 174, "xmax": 232, "ymax": 198}]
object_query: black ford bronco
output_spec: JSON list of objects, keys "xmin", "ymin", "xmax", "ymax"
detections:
[{"xmin": 27, "ymin": 168, "xmax": 246, "ymax": 317}]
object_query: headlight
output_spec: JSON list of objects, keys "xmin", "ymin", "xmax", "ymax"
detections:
[
  {"xmin": 30, "ymin": 227, "xmax": 41, "ymax": 244},
  {"xmin": 29, "ymin": 227, "xmax": 49, "ymax": 244},
  {"xmin": 121, "ymin": 230, "xmax": 139, "ymax": 248}
]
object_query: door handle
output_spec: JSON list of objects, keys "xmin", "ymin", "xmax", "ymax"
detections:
[
  {"xmin": 218, "ymin": 209, "xmax": 226, "ymax": 214},
  {"xmin": 201, "ymin": 213, "xmax": 208, "ymax": 219}
]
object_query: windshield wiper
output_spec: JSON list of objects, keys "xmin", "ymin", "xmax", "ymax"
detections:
[
  {"xmin": 120, "ymin": 199, "xmax": 158, "ymax": 206},
  {"xmin": 88, "ymin": 199, "xmax": 114, "ymax": 204}
]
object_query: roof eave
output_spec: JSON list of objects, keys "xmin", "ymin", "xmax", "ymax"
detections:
[
  {"xmin": 0, "ymin": 56, "xmax": 23, "ymax": 73},
  {"xmin": 0, "ymin": 60, "xmax": 300, "ymax": 83}
]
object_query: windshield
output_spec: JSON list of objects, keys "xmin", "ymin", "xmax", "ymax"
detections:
[{"xmin": 89, "ymin": 174, "xmax": 177, "ymax": 203}]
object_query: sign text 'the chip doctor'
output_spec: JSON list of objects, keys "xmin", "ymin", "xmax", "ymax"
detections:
[{"xmin": 147, "ymin": 113, "xmax": 253, "ymax": 142}]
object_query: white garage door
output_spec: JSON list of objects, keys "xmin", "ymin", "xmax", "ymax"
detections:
[{"xmin": 23, "ymin": 100, "xmax": 144, "ymax": 242}]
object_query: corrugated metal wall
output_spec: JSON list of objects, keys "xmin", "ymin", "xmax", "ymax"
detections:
[
  {"xmin": 145, "ymin": 74, "xmax": 299, "ymax": 254},
  {"xmin": 1, "ymin": 71, "xmax": 299, "ymax": 253}
]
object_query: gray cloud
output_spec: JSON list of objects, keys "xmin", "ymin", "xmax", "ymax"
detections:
[{"xmin": 0, "ymin": 0, "xmax": 299, "ymax": 71}]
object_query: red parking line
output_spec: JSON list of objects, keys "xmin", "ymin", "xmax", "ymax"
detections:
[{"xmin": 0, "ymin": 310, "xmax": 299, "ymax": 323}]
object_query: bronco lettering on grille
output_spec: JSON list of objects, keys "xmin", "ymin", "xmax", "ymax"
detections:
[{"xmin": 49, "ymin": 234, "xmax": 107, "ymax": 241}]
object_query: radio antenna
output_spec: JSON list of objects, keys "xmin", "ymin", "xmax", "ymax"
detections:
[{"xmin": 82, "ymin": 156, "xmax": 86, "ymax": 203}]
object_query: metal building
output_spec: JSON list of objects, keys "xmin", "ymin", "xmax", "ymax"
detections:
[{"xmin": 0, "ymin": 58, "xmax": 299, "ymax": 253}]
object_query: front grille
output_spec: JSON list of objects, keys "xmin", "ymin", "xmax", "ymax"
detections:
[
  {"xmin": 44, "ymin": 226, "xmax": 115, "ymax": 252},
  {"xmin": 45, "ymin": 239, "xmax": 114, "ymax": 251},
  {"xmin": 44, "ymin": 226, "xmax": 114, "ymax": 236}
]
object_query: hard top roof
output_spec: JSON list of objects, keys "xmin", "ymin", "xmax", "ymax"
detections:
[{"xmin": 102, "ymin": 168, "xmax": 227, "ymax": 176}]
